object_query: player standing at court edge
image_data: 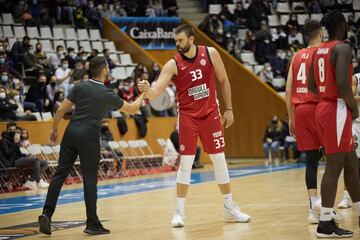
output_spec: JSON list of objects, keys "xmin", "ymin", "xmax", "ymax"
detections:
[
  {"xmin": 285, "ymin": 20, "xmax": 324, "ymax": 225},
  {"xmin": 138, "ymin": 24, "xmax": 251, "ymax": 227},
  {"xmin": 308, "ymin": 10, "xmax": 360, "ymax": 238}
]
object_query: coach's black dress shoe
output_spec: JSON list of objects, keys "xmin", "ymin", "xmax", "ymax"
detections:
[
  {"xmin": 83, "ymin": 223, "xmax": 110, "ymax": 235},
  {"xmin": 38, "ymin": 214, "xmax": 51, "ymax": 235}
]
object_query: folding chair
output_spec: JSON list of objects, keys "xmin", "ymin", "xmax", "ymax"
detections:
[
  {"xmin": 99, "ymin": 140, "xmax": 116, "ymax": 180},
  {"xmin": 40, "ymin": 145, "xmax": 58, "ymax": 181},
  {"xmin": 118, "ymin": 140, "xmax": 145, "ymax": 176},
  {"xmin": 0, "ymin": 159, "xmax": 23, "ymax": 192}
]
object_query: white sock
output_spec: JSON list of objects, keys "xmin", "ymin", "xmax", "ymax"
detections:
[
  {"xmin": 176, "ymin": 197, "xmax": 185, "ymax": 212},
  {"xmin": 320, "ymin": 207, "xmax": 333, "ymax": 221},
  {"xmin": 354, "ymin": 202, "xmax": 360, "ymax": 216},
  {"xmin": 224, "ymin": 193, "xmax": 233, "ymax": 208},
  {"xmin": 344, "ymin": 190, "xmax": 351, "ymax": 199},
  {"xmin": 310, "ymin": 197, "xmax": 319, "ymax": 209}
]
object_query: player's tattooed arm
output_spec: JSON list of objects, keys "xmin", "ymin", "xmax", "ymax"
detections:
[
  {"xmin": 139, "ymin": 59, "xmax": 176, "ymax": 99},
  {"xmin": 333, "ymin": 43, "xmax": 358, "ymax": 119}
]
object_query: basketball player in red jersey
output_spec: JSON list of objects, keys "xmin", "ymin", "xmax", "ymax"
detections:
[
  {"xmin": 308, "ymin": 10, "xmax": 360, "ymax": 238},
  {"xmin": 285, "ymin": 20, "xmax": 323, "ymax": 224},
  {"xmin": 138, "ymin": 24, "xmax": 251, "ymax": 227}
]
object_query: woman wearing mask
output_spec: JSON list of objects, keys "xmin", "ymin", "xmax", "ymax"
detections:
[
  {"xmin": 262, "ymin": 116, "xmax": 284, "ymax": 165},
  {"xmin": 24, "ymin": 73, "xmax": 49, "ymax": 112},
  {"xmin": 258, "ymin": 63, "xmax": 274, "ymax": 89},
  {"xmin": 52, "ymin": 90, "xmax": 72, "ymax": 119}
]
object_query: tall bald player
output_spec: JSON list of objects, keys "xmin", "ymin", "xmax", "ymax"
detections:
[
  {"xmin": 285, "ymin": 20, "xmax": 323, "ymax": 224},
  {"xmin": 138, "ymin": 24, "xmax": 251, "ymax": 227}
]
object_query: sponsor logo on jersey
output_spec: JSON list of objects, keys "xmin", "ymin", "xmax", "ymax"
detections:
[
  {"xmin": 301, "ymin": 53, "xmax": 309, "ymax": 59},
  {"xmin": 317, "ymin": 48, "xmax": 329, "ymax": 54},
  {"xmin": 212, "ymin": 131, "xmax": 223, "ymax": 138},
  {"xmin": 188, "ymin": 84, "xmax": 210, "ymax": 100},
  {"xmin": 200, "ymin": 59, "xmax": 206, "ymax": 66},
  {"xmin": 296, "ymin": 87, "xmax": 308, "ymax": 93}
]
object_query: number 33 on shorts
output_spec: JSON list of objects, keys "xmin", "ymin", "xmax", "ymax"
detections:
[{"xmin": 214, "ymin": 137, "xmax": 225, "ymax": 149}]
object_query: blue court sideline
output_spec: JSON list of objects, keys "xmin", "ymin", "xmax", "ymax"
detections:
[{"xmin": 0, "ymin": 164, "xmax": 306, "ymax": 215}]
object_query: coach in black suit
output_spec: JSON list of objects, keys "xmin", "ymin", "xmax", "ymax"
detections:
[{"xmin": 38, "ymin": 57, "xmax": 146, "ymax": 235}]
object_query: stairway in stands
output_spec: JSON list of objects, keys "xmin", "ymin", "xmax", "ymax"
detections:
[{"xmin": 177, "ymin": 0, "xmax": 207, "ymax": 26}]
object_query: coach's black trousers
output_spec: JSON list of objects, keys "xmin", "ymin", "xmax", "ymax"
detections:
[{"xmin": 43, "ymin": 122, "xmax": 101, "ymax": 225}]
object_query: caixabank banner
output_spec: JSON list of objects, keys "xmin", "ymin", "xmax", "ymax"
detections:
[{"xmin": 111, "ymin": 17, "xmax": 181, "ymax": 50}]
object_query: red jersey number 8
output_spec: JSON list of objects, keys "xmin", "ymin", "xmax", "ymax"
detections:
[{"xmin": 318, "ymin": 58, "xmax": 325, "ymax": 83}]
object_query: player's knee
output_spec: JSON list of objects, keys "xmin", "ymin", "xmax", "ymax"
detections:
[
  {"xmin": 209, "ymin": 152, "xmax": 230, "ymax": 184},
  {"xmin": 176, "ymin": 155, "xmax": 195, "ymax": 185}
]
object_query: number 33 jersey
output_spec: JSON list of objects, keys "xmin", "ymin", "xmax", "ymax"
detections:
[
  {"xmin": 173, "ymin": 46, "xmax": 219, "ymax": 118},
  {"xmin": 313, "ymin": 41, "xmax": 353, "ymax": 101},
  {"xmin": 291, "ymin": 47, "xmax": 319, "ymax": 106}
]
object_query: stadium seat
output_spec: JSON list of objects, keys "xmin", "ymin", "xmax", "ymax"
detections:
[
  {"xmin": 2, "ymin": 25, "xmax": 13, "ymax": 38},
  {"xmin": 209, "ymin": 4, "xmax": 222, "ymax": 14},
  {"xmin": 268, "ymin": 15, "xmax": 280, "ymax": 27},
  {"xmin": 65, "ymin": 28, "xmax": 77, "ymax": 40},
  {"xmin": 29, "ymin": 39, "xmax": 38, "ymax": 48},
  {"xmin": 40, "ymin": 26, "xmax": 52, "ymax": 39},
  {"xmin": 292, "ymin": 2, "xmax": 306, "ymax": 13},
  {"xmin": 277, "ymin": 2, "xmax": 291, "ymax": 13},
  {"xmin": 53, "ymin": 40, "xmax": 66, "ymax": 49},
  {"xmin": 273, "ymin": 77, "xmax": 286, "ymax": 88},
  {"xmin": 91, "ymin": 41, "xmax": 104, "ymax": 52},
  {"xmin": 1, "ymin": 13, "xmax": 14, "ymax": 25},
  {"xmin": 109, "ymin": 53, "xmax": 120, "ymax": 64},
  {"xmin": 310, "ymin": 13, "xmax": 323, "ymax": 22},
  {"xmin": 26, "ymin": 27, "xmax": 39, "ymax": 39},
  {"xmin": 14, "ymin": 26, "xmax": 26, "ymax": 38},
  {"xmin": 126, "ymin": 66, "xmax": 136, "ymax": 77},
  {"xmin": 241, "ymin": 52, "xmax": 257, "ymax": 65},
  {"xmin": 296, "ymin": 14, "xmax": 309, "ymax": 25},
  {"xmin": 53, "ymin": 28, "xmax": 65, "ymax": 39},
  {"xmin": 79, "ymin": 40, "xmax": 92, "ymax": 53},
  {"xmin": 227, "ymin": 4, "xmax": 236, "ymax": 14},
  {"xmin": 254, "ymin": 65, "xmax": 264, "ymax": 75},
  {"xmin": 280, "ymin": 15, "xmax": 289, "ymax": 26},
  {"xmin": 120, "ymin": 53, "xmax": 133, "ymax": 65},
  {"xmin": 89, "ymin": 29, "xmax": 101, "ymax": 40},
  {"xmin": 77, "ymin": 29, "xmax": 89, "ymax": 40},
  {"xmin": 42, "ymin": 112, "xmax": 53, "ymax": 121},
  {"xmin": 111, "ymin": 67, "xmax": 126, "ymax": 80},
  {"xmin": 354, "ymin": 0, "xmax": 360, "ymax": 11},
  {"xmin": 7, "ymin": 37, "xmax": 16, "ymax": 49},
  {"xmin": 343, "ymin": 12, "xmax": 353, "ymax": 21},
  {"xmin": 40, "ymin": 39, "xmax": 53, "ymax": 52},
  {"xmin": 237, "ymin": 29, "xmax": 247, "ymax": 40},
  {"xmin": 104, "ymin": 41, "xmax": 117, "ymax": 53},
  {"xmin": 66, "ymin": 40, "xmax": 79, "ymax": 51},
  {"xmin": 0, "ymin": 26, "xmax": 3, "ymax": 37}
]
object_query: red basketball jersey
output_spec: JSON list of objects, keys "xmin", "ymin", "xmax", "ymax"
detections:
[
  {"xmin": 291, "ymin": 47, "xmax": 319, "ymax": 106},
  {"xmin": 313, "ymin": 41, "xmax": 353, "ymax": 101},
  {"xmin": 173, "ymin": 46, "xmax": 218, "ymax": 118}
]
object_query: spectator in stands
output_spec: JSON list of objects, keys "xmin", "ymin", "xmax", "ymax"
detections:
[
  {"xmin": 28, "ymin": 0, "xmax": 53, "ymax": 28},
  {"xmin": 10, "ymin": 36, "xmax": 30, "ymax": 68},
  {"xmin": 220, "ymin": 3, "xmax": 234, "ymax": 22},
  {"xmin": 307, "ymin": 0, "xmax": 322, "ymax": 13},
  {"xmin": 354, "ymin": 56, "xmax": 360, "ymax": 74},
  {"xmin": 19, "ymin": 128, "xmax": 31, "ymax": 148},
  {"xmin": 87, "ymin": 49, "xmax": 99, "ymax": 62},
  {"xmin": 77, "ymin": 48, "xmax": 88, "ymax": 62},
  {"xmin": 13, "ymin": 0, "xmax": 34, "ymax": 25},
  {"xmin": 34, "ymin": 43, "xmax": 44, "ymax": 59},
  {"xmin": 288, "ymin": 26, "xmax": 304, "ymax": 46},
  {"xmin": 247, "ymin": 0, "xmax": 271, "ymax": 31},
  {"xmin": 242, "ymin": 30, "xmax": 256, "ymax": 52},
  {"xmin": 100, "ymin": 3, "xmax": 117, "ymax": 18},
  {"xmin": 263, "ymin": 115, "xmax": 283, "ymax": 165},
  {"xmin": 37, "ymin": 52, "xmax": 52, "ymax": 79},
  {"xmin": 273, "ymin": 26, "xmax": 288, "ymax": 50},
  {"xmin": 46, "ymin": 75, "xmax": 57, "ymax": 109},
  {"xmin": 202, "ymin": 14, "xmax": 224, "ymax": 45},
  {"xmin": 6, "ymin": 121, "xmax": 17, "ymax": 132},
  {"xmin": 170, "ymin": 123, "xmax": 203, "ymax": 169},
  {"xmin": 163, "ymin": 0, "xmax": 178, "ymax": 17},
  {"xmin": 84, "ymin": 1, "xmax": 102, "ymax": 29},
  {"xmin": 71, "ymin": 59, "xmax": 87, "ymax": 84},
  {"xmin": 285, "ymin": 14, "xmax": 299, "ymax": 34},
  {"xmin": 0, "ymin": 52, "xmax": 23, "ymax": 81},
  {"xmin": 118, "ymin": 78, "xmax": 136, "ymax": 104},
  {"xmin": 52, "ymin": 90, "xmax": 72, "ymax": 119},
  {"xmin": 132, "ymin": 64, "xmax": 148, "ymax": 80},
  {"xmin": 146, "ymin": 0, "xmax": 165, "ymax": 17},
  {"xmin": 0, "ymin": 130, "xmax": 49, "ymax": 190},
  {"xmin": 258, "ymin": 63, "xmax": 274, "ymax": 88},
  {"xmin": 270, "ymin": 49, "xmax": 288, "ymax": 78},
  {"xmin": 55, "ymin": 59, "xmax": 71, "ymax": 96},
  {"xmin": 348, "ymin": 15, "xmax": 357, "ymax": 33},
  {"xmin": 255, "ymin": 20, "xmax": 272, "ymax": 43},
  {"xmin": 114, "ymin": 1, "xmax": 127, "ymax": 16},
  {"xmin": 74, "ymin": 5, "xmax": 90, "ymax": 28},
  {"xmin": 56, "ymin": 0, "xmax": 76, "ymax": 24},
  {"xmin": 23, "ymin": 45, "xmax": 40, "ymax": 76},
  {"xmin": 64, "ymin": 47, "xmax": 76, "ymax": 69},
  {"xmin": 103, "ymin": 49, "xmax": 117, "ymax": 70},
  {"xmin": 234, "ymin": 1, "xmax": 247, "ymax": 29},
  {"xmin": 0, "ymin": 86, "xmax": 18, "ymax": 121},
  {"xmin": 224, "ymin": 33, "xmax": 236, "ymax": 55},
  {"xmin": 24, "ymin": 73, "xmax": 50, "ymax": 113},
  {"xmin": 49, "ymin": 45, "xmax": 64, "ymax": 70},
  {"xmin": 255, "ymin": 35, "xmax": 276, "ymax": 64},
  {"xmin": 149, "ymin": 62, "xmax": 161, "ymax": 84}
]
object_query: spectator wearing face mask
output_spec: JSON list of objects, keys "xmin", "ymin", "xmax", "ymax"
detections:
[
  {"xmin": 64, "ymin": 47, "xmax": 76, "ymax": 69},
  {"xmin": 118, "ymin": 79, "xmax": 135, "ymax": 104},
  {"xmin": 0, "ymin": 87, "xmax": 18, "ymax": 121},
  {"xmin": 270, "ymin": 50, "xmax": 288, "ymax": 78},
  {"xmin": 285, "ymin": 14, "xmax": 299, "ymax": 34},
  {"xmin": 255, "ymin": 36, "xmax": 276, "ymax": 65},
  {"xmin": 0, "ymin": 130, "xmax": 49, "ymax": 190},
  {"xmin": 10, "ymin": 36, "xmax": 30, "ymax": 67},
  {"xmin": 46, "ymin": 75, "xmax": 57, "ymax": 107},
  {"xmin": 49, "ymin": 45, "xmax": 64, "ymax": 70},
  {"xmin": 52, "ymin": 90, "xmax": 69, "ymax": 117},
  {"xmin": 149, "ymin": 62, "xmax": 161, "ymax": 84},
  {"xmin": 23, "ymin": 45, "xmax": 41, "ymax": 76},
  {"xmin": 76, "ymin": 48, "xmax": 88, "ymax": 62},
  {"xmin": 71, "ymin": 60, "xmax": 87, "ymax": 84},
  {"xmin": 258, "ymin": 63, "xmax": 274, "ymax": 88},
  {"xmin": 288, "ymin": 26, "xmax": 303, "ymax": 46},
  {"xmin": 132, "ymin": 64, "xmax": 147, "ymax": 80},
  {"xmin": 24, "ymin": 73, "xmax": 50, "ymax": 112},
  {"xmin": 55, "ymin": 59, "xmax": 71, "ymax": 96},
  {"xmin": 262, "ymin": 116, "xmax": 284, "ymax": 165},
  {"xmin": 87, "ymin": 49, "xmax": 98, "ymax": 62},
  {"xmin": 274, "ymin": 27, "xmax": 288, "ymax": 50},
  {"xmin": 234, "ymin": 1, "xmax": 247, "ymax": 29}
]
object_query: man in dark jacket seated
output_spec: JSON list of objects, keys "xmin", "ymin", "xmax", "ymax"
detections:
[{"xmin": 0, "ymin": 130, "xmax": 49, "ymax": 189}]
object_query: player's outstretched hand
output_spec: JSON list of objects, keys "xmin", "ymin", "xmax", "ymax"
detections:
[
  {"xmin": 222, "ymin": 110, "xmax": 234, "ymax": 129},
  {"xmin": 49, "ymin": 129, "xmax": 58, "ymax": 145},
  {"xmin": 138, "ymin": 80, "xmax": 150, "ymax": 93}
]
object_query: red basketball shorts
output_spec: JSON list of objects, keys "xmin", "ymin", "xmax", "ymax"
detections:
[
  {"xmin": 294, "ymin": 103, "xmax": 321, "ymax": 151},
  {"xmin": 315, "ymin": 99, "xmax": 354, "ymax": 155},
  {"xmin": 178, "ymin": 110, "xmax": 224, "ymax": 155}
]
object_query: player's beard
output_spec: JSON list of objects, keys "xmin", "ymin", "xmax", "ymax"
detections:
[{"xmin": 177, "ymin": 42, "xmax": 191, "ymax": 55}]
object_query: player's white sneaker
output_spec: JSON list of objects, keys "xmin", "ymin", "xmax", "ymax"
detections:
[
  {"xmin": 223, "ymin": 203, "xmax": 251, "ymax": 223},
  {"xmin": 24, "ymin": 180, "xmax": 37, "ymax": 190},
  {"xmin": 308, "ymin": 209, "xmax": 319, "ymax": 224},
  {"xmin": 337, "ymin": 197, "xmax": 352, "ymax": 209},
  {"xmin": 171, "ymin": 209, "xmax": 185, "ymax": 228},
  {"xmin": 313, "ymin": 198, "xmax": 322, "ymax": 212},
  {"xmin": 37, "ymin": 179, "xmax": 49, "ymax": 189}
]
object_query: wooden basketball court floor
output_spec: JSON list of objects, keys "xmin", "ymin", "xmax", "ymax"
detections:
[{"xmin": 0, "ymin": 160, "xmax": 359, "ymax": 240}]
